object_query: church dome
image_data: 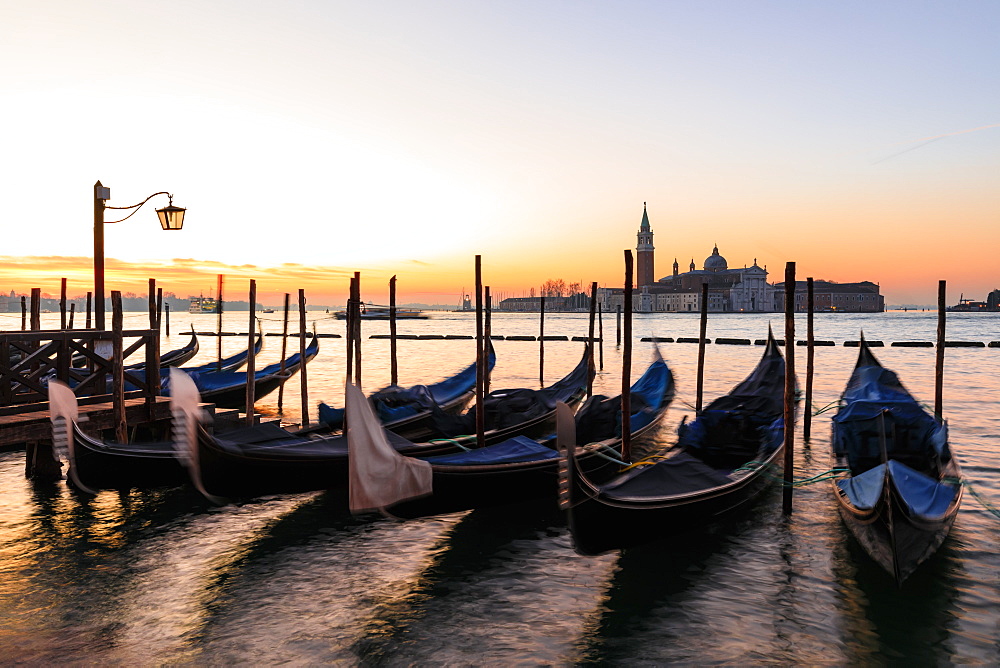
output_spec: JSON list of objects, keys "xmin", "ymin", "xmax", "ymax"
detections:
[{"xmin": 704, "ymin": 245, "xmax": 728, "ymax": 272}]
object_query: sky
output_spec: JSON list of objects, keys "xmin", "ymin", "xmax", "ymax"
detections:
[{"xmin": 2, "ymin": 0, "xmax": 998, "ymax": 306}]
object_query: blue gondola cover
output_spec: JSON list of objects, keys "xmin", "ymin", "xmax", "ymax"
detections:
[
  {"xmin": 420, "ymin": 436, "xmax": 558, "ymax": 465},
  {"xmin": 838, "ymin": 460, "xmax": 958, "ymax": 518}
]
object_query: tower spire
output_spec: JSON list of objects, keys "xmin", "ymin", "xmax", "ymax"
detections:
[{"xmin": 636, "ymin": 202, "xmax": 655, "ymax": 286}]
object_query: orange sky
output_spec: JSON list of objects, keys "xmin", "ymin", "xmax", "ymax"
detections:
[
  {"xmin": 2, "ymin": 238, "xmax": 997, "ymax": 308},
  {"xmin": 3, "ymin": 4, "xmax": 998, "ymax": 308}
]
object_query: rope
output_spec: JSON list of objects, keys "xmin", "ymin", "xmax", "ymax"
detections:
[
  {"xmin": 811, "ymin": 399, "xmax": 842, "ymax": 416},
  {"xmin": 619, "ymin": 447, "xmax": 678, "ymax": 472},
  {"xmin": 943, "ymin": 478, "xmax": 1000, "ymax": 520},
  {"xmin": 965, "ymin": 482, "xmax": 1000, "ymax": 519},
  {"xmin": 782, "ymin": 467, "xmax": 849, "ymax": 486},
  {"xmin": 427, "ymin": 437, "xmax": 473, "ymax": 451},
  {"xmin": 741, "ymin": 465, "xmax": 848, "ymax": 487},
  {"xmin": 589, "ymin": 443, "xmax": 630, "ymax": 467}
]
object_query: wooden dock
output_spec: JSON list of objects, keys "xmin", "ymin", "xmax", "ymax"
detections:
[{"xmin": 0, "ymin": 396, "xmax": 174, "ymax": 449}]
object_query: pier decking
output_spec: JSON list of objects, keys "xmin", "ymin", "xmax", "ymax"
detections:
[{"xmin": 0, "ymin": 396, "xmax": 175, "ymax": 449}]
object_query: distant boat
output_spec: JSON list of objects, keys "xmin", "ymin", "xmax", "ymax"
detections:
[
  {"xmin": 261, "ymin": 308, "xmax": 275, "ymax": 313},
  {"xmin": 333, "ymin": 303, "xmax": 429, "ymax": 320},
  {"xmin": 189, "ymin": 295, "xmax": 218, "ymax": 314}
]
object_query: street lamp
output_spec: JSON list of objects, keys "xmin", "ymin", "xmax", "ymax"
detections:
[{"xmin": 93, "ymin": 180, "xmax": 186, "ymax": 330}]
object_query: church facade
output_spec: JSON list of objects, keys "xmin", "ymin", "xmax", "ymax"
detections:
[
  {"xmin": 596, "ymin": 204, "xmax": 883, "ymax": 313},
  {"xmin": 655, "ymin": 246, "xmax": 776, "ymax": 312}
]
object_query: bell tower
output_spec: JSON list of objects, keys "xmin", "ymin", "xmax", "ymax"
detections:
[{"xmin": 636, "ymin": 202, "xmax": 655, "ymax": 287}]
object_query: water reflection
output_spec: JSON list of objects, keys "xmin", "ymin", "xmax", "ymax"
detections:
[
  {"xmin": 833, "ymin": 520, "xmax": 963, "ymax": 664},
  {"xmin": 1, "ymin": 479, "xmax": 216, "ymax": 662},
  {"xmin": 2, "ymin": 311, "xmax": 1000, "ymax": 663},
  {"xmin": 364, "ymin": 503, "xmax": 609, "ymax": 665}
]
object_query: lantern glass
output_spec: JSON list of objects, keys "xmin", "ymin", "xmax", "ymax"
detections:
[{"xmin": 156, "ymin": 205, "xmax": 186, "ymax": 230}]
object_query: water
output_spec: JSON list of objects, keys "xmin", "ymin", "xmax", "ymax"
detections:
[{"xmin": 2, "ymin": 310, "xmax": 1000, "ymax": 663}]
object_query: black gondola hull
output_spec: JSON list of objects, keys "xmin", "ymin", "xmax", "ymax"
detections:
[
  {"xmin": 384, "ymin": 364, "xmax": 675, "ymax": 520},
  {"xmin": 386, "ymin": 448, "xmax": 620, "ymax": 519},
  {"xmin": 70, "ymin": 423, "xmax": 185, "ymax": 490},
  {"xmin": 834, "ymin": 459, "xmax": 961, "ymax": 584},
  {"xmin": 567, "ymin": 447, "xmax": 783, "ymax": 556},
  {"xmin": 195, "ymin": 429, "xmax": 465, "ymax": 499}
]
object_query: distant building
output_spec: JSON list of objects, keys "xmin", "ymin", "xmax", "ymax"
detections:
[
  {"xmin": 496, "ymin": 293, "xmax": 590, "ymax": 312},
  {"xmin": 775, "ymin": 280, "xmax": 885, "ymax": 313},
  {"xmin": 989, "ymin": 289, "xmax": 1000, "ymax": 310},
  {"xmin": 947, "ymin": 290, "xmax": 1000, "ymax": 312},
  {"xmin": 1, "ymin": 290, "xmax": 18, "ymax": 313},
  {"xmin": 655, "ymin": 245, "xmax": 775, "ymax": 312},
  {"xmin": 636, "ymin": 203, "xmax": 655, "ymax": 287}
]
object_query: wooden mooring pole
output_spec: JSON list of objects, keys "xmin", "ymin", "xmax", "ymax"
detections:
[
  {"xmin": 598, "ymin": 299, "xmax": 604, "ymax": 370},
  {"xmin": 156, "ymin": 287, "xmax": 163, "ymax": 333},
  {"xmin": 475, "ymin": 256, "xmax": 485, "ymax": 447},
  {"xmin": 782, "ymin": 262, "xmax": 796, "ymax": 515},
  {"xmin": 346, "ymin": 276, "xmax": 355, "ymax": 384},
  {"xmin": 621, "ymin": 251, "xmax": 634, "ymax": 462},
  {"xmin": 539, "ymin": 295, "xmax": 545, "ymax": 387},
  {"xmin": 277, "ymin": 292, "xmax": 290, "ymax": 411},
  {"xmin": 587, "ymin": 281, "xmax": 597, "ymax": 398},
  {"xmin": 85, "ymin": 292, "xmax": 92, "ymax": 330},
  {"xmin": 245, "ymin": 280, "xmax": 257, "ymax": 426},
  {"xmin": 111, "ymin": 291, "xmax": 127, "ymax": 443},
  {"xmin": 30, "ymin": 289, "xmax": 40, "ymax": 331},
  {"xmin": 147, "ymin": 279, "xmax": 161, "ymax": 396},
  {"xmin": 216, "ymin": 273, "xmax": 224, "ymax": 372},
  {"xmin": 935, "ymin": 280, "xmax": 946, "ymax": 418},
  {"xmin": 21, "ymin": 296, "xmax": 27, "ymax": 330},
  {"xmin": 148, "ymin": 279, "xmax": 157, "ymax": 332},
  {"xmin": 60, "ymin": 278, "xmax": 67, "ymax": 330},
  {"xmin": 352, "ymin": 271, "xmax": 361, "ymax": 387},
  {"xmin": 696, "ymin": 282, "xmax": 709, "ymax": 413},
  {"xmin": 164, "ymin": 302, "xmax": 170, "ymax": 336},
  {"xmin": 68, "ymin": 304, "xmax": 76, "ymax": 329},
  {"xmin": 390, "ymin": 275, "xmax": 398, "ymax": 386},
  {"xmin": 299, "ymin": 289, "xmax": 310, "ymax": 426},
  {"xmin": 803, "ymin": 277, "xmax": 815, "ymax": 443},
  {"xmin": 485, "ymin": 286, "xmax": 492, "ymax": 395}
]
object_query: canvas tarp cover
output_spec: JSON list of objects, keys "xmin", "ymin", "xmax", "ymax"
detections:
[
  {"xmin": 677, "ymin": 342, "xmax": 785, "ymax": 467},
  {"xmin": 420, "ymin": 435, "xmax": 558, "ymax": 466},
  {"xmin": 832, "ymin": 364, "xmax": 949, "ymax": 471},
  {"xmin": 318, "ymin": 350, "xmax": 493, "ymax": 428},
  {"xmin": 346, "ymin": 382, "xmax": 432, "ymax": 512},
  {"xmin": 838, "ymin": 460, "xmax": 957, "ymax": 518},
  {"xmin": 158, "ymin": 339, "xmax": 315, "ymax": 395},
  {"xmin": 600, "ymin": 451, "xmax": 734, "ymax": 498}
]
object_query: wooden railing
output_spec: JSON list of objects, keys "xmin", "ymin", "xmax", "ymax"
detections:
[{"xmin": 0, "ymin": 328, "xmax": 160, "ymax": 417}]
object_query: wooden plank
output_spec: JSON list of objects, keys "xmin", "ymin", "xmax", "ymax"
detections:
[{"xmin": 0, "ymin": 397, "xmax": 175, "ymax": 448}]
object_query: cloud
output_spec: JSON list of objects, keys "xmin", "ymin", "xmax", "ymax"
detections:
[
  {"xmin": 869, "ymin": 122, "xmax": 1000, "ymax": 164},
  {"xmin": 0, "ymin": 255, "xmax": 360, "ymax": 301}
]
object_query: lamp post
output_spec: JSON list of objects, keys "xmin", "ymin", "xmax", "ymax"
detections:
[{"xmin": 93, "ymin": 180, "xmax": 185, "ymax": 330}]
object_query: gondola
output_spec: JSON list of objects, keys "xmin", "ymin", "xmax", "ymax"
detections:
[
  {"xmin": 57, "ymin": 331, "xmax": 261, "ymax": 398},
  {"xmin": 156, "ymin": 328, "xmax": 201, "ymax": 368},
  {"xmin": 367, "ymin": 348, "xmax": 675, "ymax": 519},
  {"xmin": 831, "ymin": 337, "xmax": 962, "ymax": 585},
  {"xmin": 46, "ymin": 380, "xmax": 184, "ymax": 492},
  {"xmin": 182, "ymin": 330, "xmax": 263, "ymax": 373},
  {"xmin": 311, "ymin": 344, "xmax": 496, "ymax": 441},
  {"xmin": 52, "ymin": 336, "xmax": 316, "ymax": 491},
  {"xmin": 164, "ymin": 334, "xmax": 319, "ymax": 409},
  {"xmin": 69, "ymin": 328, "xmax": 200, "ymax": 370},
  {"xmin": 564, "ymin": 332, "xmax": 788, "ymax": 556},
  {"xmin": 190, "ymin": 346, "xmax": 594, "ymax": 499}
]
